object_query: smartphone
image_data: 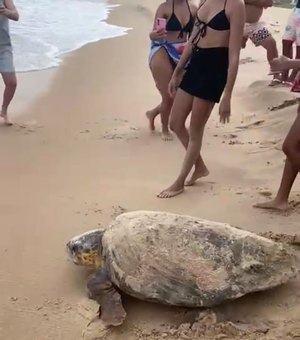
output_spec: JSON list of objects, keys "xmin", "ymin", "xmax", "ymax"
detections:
[
  {"xmin": 291, "ymin": 79, "xmax": 300, "ymax": 98},
  {"xmin": 156, "ymin": 18, "xmax": 167, "ymax": 31}
]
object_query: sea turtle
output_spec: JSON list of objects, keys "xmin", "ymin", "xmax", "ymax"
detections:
[{"xmin": 66, "ymin": 211, "xmax": 297, "ymax": 327}]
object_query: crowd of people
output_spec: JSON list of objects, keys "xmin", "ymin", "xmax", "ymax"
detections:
[
  {"xmin": 0, "ymin": 0, "xmax": 298, "ymax": 209},
  {"xmin": 147, "ymin": 0, "xmax": 300, "ymax": 205}
]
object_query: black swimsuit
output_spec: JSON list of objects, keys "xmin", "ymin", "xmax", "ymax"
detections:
[
  {"xmin": 179, "ymin": 0, "xmax": 230, "ymax": 103},
  {"xmin": 166, "ymin": 0, "xmax": 194, "ymax": 38}
]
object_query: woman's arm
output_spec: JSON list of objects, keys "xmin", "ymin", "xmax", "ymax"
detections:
[
  {"xmin": 149, "ymin": 4, "xmax": 166, "ymax": 41},
  {"xmin": 2, "ymin": 0, "xmax": 19, "ymax": 21},
  {"xmin": 223, "ymin": 0, "xmax": 245, "ymax": 99},
  {"xmin": 285, "ymin": 59, "xmax": 300, "ymax": 69},
  {"xmin": 271, "ymin": 56, "xmax": 300, "ymax": 71}
]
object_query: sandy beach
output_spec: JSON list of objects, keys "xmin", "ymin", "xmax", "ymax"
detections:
[{"xmin": 0, "ymin": 1, "xmax": 299, "ymax": 339}]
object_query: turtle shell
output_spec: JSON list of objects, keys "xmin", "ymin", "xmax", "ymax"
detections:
[{"xmin": 102, "ymin": 211, "xmax": 297, "ymax": 307}]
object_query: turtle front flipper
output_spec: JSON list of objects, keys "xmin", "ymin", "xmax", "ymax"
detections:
[{"xmin": 87, "ymin": 268, "xmax": 126, "ymax": 327}]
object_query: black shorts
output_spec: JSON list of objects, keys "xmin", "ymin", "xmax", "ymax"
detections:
[{"xmin": 179, "ymin": 47, "xmax": 229, "ymax": 103}]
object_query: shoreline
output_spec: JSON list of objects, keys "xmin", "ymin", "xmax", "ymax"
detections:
[{"xmin": 8, "ymin": 1, "xmax": 132, "ymax": 118}]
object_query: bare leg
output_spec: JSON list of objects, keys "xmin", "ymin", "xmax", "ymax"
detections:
[
  {"xmin": 146, "ymin": 104, "xmax": 160, "ymax": 132},
  {"xmin": 170, "ymin": 89, "xmax": 209, "ymax": 186},
  {"xmin": 158, "ymin": 97, "xmax": 214, "ymax": 198},
  {"xmin": 259, "ymin": 37, "xmax": 280, "ymax": 86},
  {"xmin": 254, "ymin": 111, "xmax": 300, "ymax": 211},
  {"xmin": 241, "ymin": 36, "xmax": 248, "ymax": 49},
  {"xmin": 150, "ymin": 49, "xmax": 174, "ymax": 141},
  {"xmin": 87, "ymin": 268, "xmax": 126, "ymax": 327},
  {"xmin": 282, "ymin": 40, "xmax": 293, "ymax": 84},
  {"xmin": 0, "ymin": 72, "xmax": 17, "ymax": 125},
  {"xmin": 254, "ymin": 159, "xmax": 297, "ymax": 211},
  {"xmin": 289, "ymin": 46, "xmax": 300, "ymax": 83}
]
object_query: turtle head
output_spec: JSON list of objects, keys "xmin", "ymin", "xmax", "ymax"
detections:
[{"xmin": 66, "ymin": 229, "xmax": 104, "ymax": 269}]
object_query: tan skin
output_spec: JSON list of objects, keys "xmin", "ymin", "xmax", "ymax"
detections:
[
  {"xmin": 147, "ymin": 0, "xmax": 197, "ymax": 141},
  {"xmin": 255, "ymin": 56, "xmax": 300, "ymax": 211},
  {"xmin": 242, "ymin": 0, "xmax": 279, "ymax": 85},
  {"xmin": 0, "ymin": 0, "xmax": 18, "ymax": 126},
  {"xmin": 157, "ymin": 0, "xmax": 245, "ymax": 198}
]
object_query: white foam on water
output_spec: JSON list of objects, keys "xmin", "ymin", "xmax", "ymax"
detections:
[{"xmin": 10, "ymin": 0, "xmax": 129, "ymax": 72}]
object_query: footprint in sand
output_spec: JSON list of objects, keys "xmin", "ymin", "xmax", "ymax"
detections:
[
  {"xmin": 16, "ymin": 121, "xmax": 43, "ymax": 134},
  {"xmin": 111, "ymin": 205, "xmax": 128, "ymax": 218},
  {"xmin": 268, "ymin": 99, "xmax": 298, "ymax": 111},
  {"xmin": 102, "ymin": 126, "xmax": 140, "ymax": 141},
  {"xmin": 239, "ymin": 57, "xmax": 255, "ymax": 65},
  {"xmin": 236, "ymin": 120, "xmax": 265, "ymax": 130},
  {"xmin": 75, "ymin": 299, "xmax": 110, "ymax": 340},
  {"xmin": 258, "ymin": 191, "xmax": 273, "ymax": 198}
]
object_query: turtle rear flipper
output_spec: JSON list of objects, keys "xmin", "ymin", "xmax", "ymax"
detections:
[{"xmin": 87, "ymin": 268, "xmax": 127, "ymax": 327}]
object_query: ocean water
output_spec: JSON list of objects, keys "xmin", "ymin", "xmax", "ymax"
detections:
[{"xmin": 10, "ymin": 0, "xmax": 129, "ymax": 72}]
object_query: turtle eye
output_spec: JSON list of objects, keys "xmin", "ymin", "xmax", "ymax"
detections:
[{"xmin": 70, "ymin": 243, "xmax": 79, "ymax": 254}]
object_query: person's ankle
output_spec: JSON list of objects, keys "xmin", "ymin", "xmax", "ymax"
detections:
[
  {"xmin": 274, "ymin": 196, "xmax": 288, "ymax": 204},
  {"xmin": 1, "ymin": 107, "xmax": 7, "ymax": 116},
  {"xmin": 175, "ymin": 178, "xmax": 185, "ymax": 187}
]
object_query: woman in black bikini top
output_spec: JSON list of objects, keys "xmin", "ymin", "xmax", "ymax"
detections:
[
  {"xmin": 192, "ymin": 0, "xmax": 230, "ymax": 45},
  {"xmin": 147, "ymin": 0, "xmax": 197, "ymax": 141},
  {"xmin": 166, "ymin": 0, "xmax": 194, "ymax": 38},
  {"xmin": 157, "ymin": 0, "xmax": 245, "ymax": 199}
]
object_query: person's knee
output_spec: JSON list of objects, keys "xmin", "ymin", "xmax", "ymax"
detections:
[
  {"xmin": 161, "ymin": 93, "xmax": 173, "ymax": 107},
  {"xmin": 282, "ymin": 138, "xmax": 296, "ymax": 158},
  {"xmin": 170, "ymin": 115, "xmax": 183, "ymax": 133}
]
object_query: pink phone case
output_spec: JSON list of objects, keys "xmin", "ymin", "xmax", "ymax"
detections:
[{"xmin": 156, "ymin": 18, "xmax": 167, "ymax": 31}]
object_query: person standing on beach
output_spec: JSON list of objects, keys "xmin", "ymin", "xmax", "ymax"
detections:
[
  {"xmin": 0, "ymin": 0, "xmax": 18, "ymax": 126},
  {"xmin": 254, "ymin": 56, "xmax": 300, "ymax": 211},
  {"xmin": 147, "ymin": 0, "xmax": 197, "ymax": 141},
  {"xmin": 157, "ymin": 0, "xmax": 245, "ymax": 198},
  {"xmin": 281, "ymin": 0, "xmax": 300, "ymax": 85},
  {"xmin": 242, "ymin": 0, "xmax": 280, "ymax": 86}
]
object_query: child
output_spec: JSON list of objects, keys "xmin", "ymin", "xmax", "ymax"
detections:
[{"xmin": 243, "ymin": 0, "xmax": 280, "ymax": 86}]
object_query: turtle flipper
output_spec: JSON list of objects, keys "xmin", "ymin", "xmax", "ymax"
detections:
[{"xmin": 87, "ymin": 268, "xmax": 126, "ymax": 327}]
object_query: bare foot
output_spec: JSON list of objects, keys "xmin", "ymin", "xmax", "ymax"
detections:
[
  {"xmin": 146, "ymin": 110, "xmax": 156, "ymax": 132},
  {"xmin": 0, "ymin": 113, "xmax": 13, "ymax": 126},
  {"xmin": 157, "ymin": 182, "xmax": 184, "ymax": 198},
  {"xmin": 185, "ymin": 168, "xmax": 210, "ymax": 186},
  {"xmin": 161, "ymin": 131, "xmax": 173, "ymax": 141},
  {"xmin": 253, "ymin": 199, "xmax": 289, "ymax": 212},
  {"xmin": 268, "ymin": 78, "xmax": 281, "ymax": 87}
]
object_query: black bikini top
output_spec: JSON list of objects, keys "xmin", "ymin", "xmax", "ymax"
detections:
[
  {"xmin": 166, "ymin": 0, "xmax": 194, "ymax": 38},
  {"xmin": 192, "ymin": 0, "xmax": 230, "ymax": 46}
]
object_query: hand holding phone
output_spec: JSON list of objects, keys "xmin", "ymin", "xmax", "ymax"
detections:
[
  {"xmin": 156, "ymin": 18, "xmax": 167, "ymax": 32},
  {"xmin": 150, "ymin": 17, "xmax": 167, "ymax": 40}
]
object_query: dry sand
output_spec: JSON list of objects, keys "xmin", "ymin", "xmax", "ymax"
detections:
[{"xmin": 0, "ymin": 1, "xmax": 299, "ymax": 339}]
